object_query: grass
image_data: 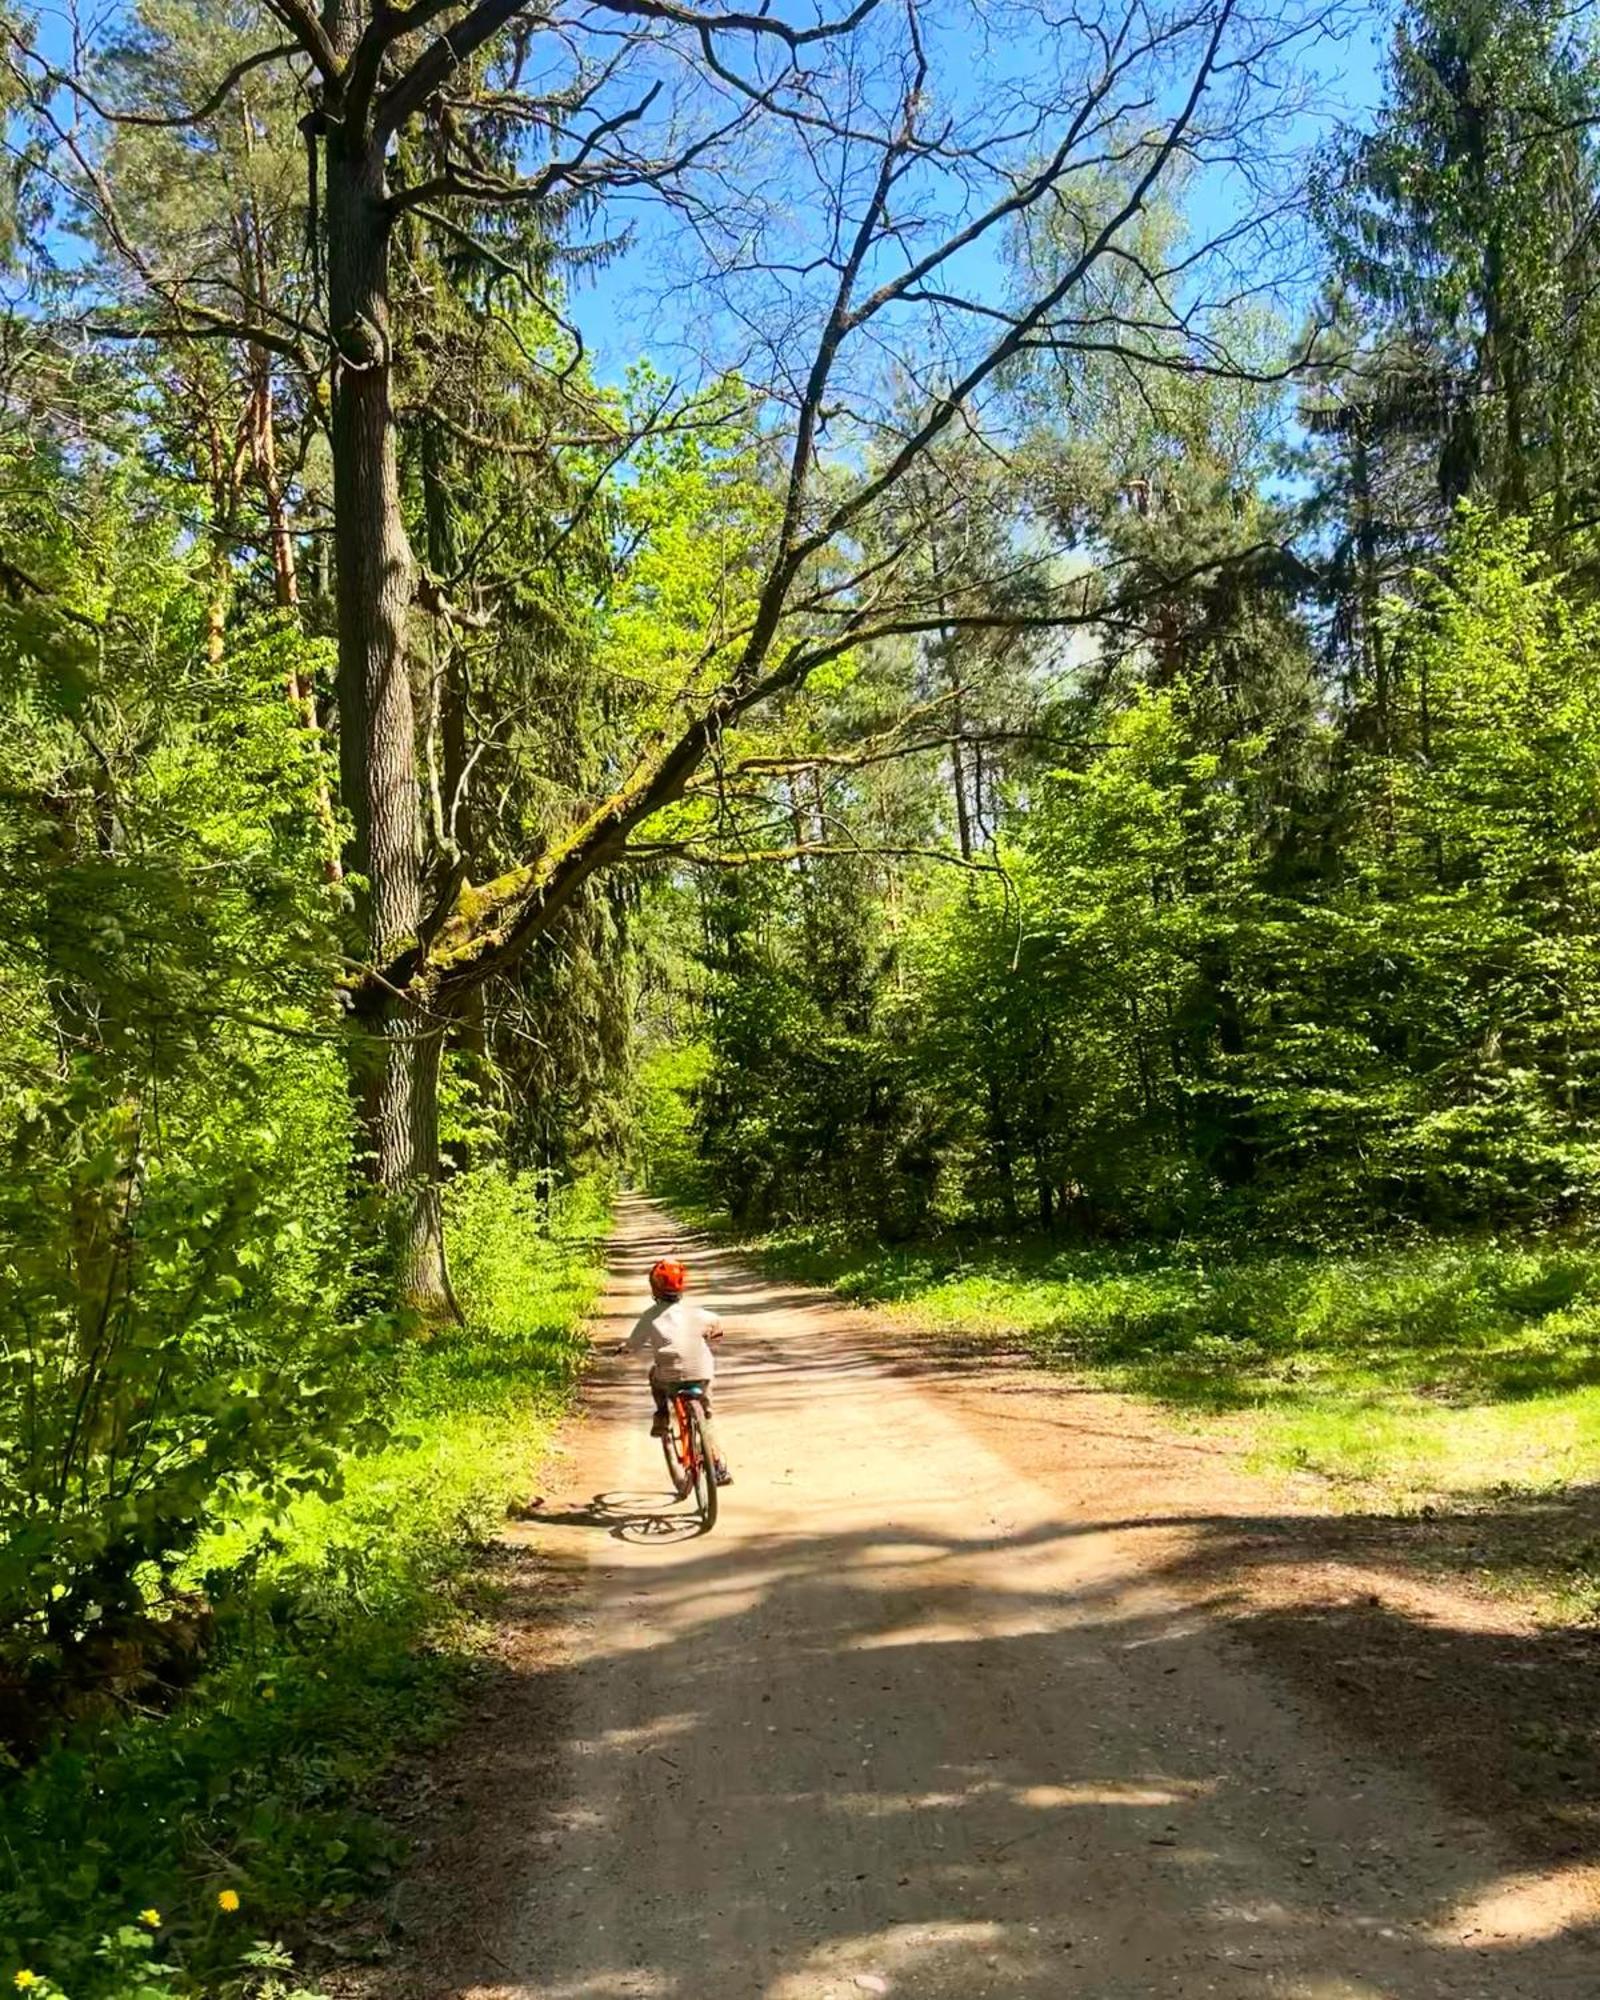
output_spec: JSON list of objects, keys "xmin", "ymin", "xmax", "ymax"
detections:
[
  {"xmin": 0, "ymin": 1171, "xmax": 609, "ymax": 2000},
  {"xmin": 695, "ymin": 1204, "xmax": 1600, "ymax": 1619},
  {"xmin": 697, "ymin": 1208, "xmax": 1600, "ymax": 1507}
]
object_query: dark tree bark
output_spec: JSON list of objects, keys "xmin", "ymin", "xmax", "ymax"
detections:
[
  {"xmin": 322, "ymin": 5, "xmax": 450, "ymax": 1310},
  {"xmin": 985, "ymin": 1075, "xmax": 1020, "ymax": 1228},
  {"xmin": 326, "ymin": 140, "xmax": 414, "ymax": 949}
]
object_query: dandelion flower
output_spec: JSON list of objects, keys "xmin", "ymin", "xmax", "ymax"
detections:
[
  {"xmin": 139, "ymin": 1910, "xmax": 161, "ymax": 1929},
  {"xmin": 14, "ymin": 1971, "xmax": 39, "ymax": 1990},
  {"xmin": 217, "ymin": 1889, "xmax": 241, "ymax": 1914}
]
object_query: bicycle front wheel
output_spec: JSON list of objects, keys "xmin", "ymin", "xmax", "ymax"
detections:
[{"xmin": 686, "ymin": 1400, "xmax": 719, "ymax": 1533}]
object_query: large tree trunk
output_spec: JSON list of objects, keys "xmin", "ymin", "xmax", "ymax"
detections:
[
  {"xmin": 324, "ymin": 102, "xmax": 453, "ymax": 1312},
  {"xmin": 326, "ymin": 139, "xmax": 414, "ymax": 949},
  {"xmin": 373, "ymin": 1007, "xmax": 458, "ymax": 1317}
]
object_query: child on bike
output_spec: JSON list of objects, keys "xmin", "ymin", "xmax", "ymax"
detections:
[{"xmin": 620, "ymin": 1257, "xmax": 732, "ymax": 1486}]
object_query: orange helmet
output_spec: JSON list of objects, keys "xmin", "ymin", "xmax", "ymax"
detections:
[{"xmin": 649, "ymin": 1258, "xmax": 688, "ymax": 1300}]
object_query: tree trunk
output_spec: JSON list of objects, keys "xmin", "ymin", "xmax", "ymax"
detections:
[
  {"xmin": 239, "ymin": 101, "xmax": 303, "ymax": 622},
  {"xmin": 1033, "ymin": 1145, "xmax": 1054, "ymax": 1229},
  {"xmin": 1198, "ymin": 945, "xmax": 1257, "ymax": 1187},
  {"xmin": 924, "ymin": 518, "xmax": 972, "ymax": 861},
  {"xmin": 985, "ymin": 1075, "xmax": 1019, "ymax": 1227},
  {"xmin": 252, "ymin": 358, "xmax": 301, "ymax": 617},
  {"xmin": 1350, "ymin": 424, "xmax": 1389, "ymax": 752},
  {"xmin": 950, "ymin": 719, "xmax": 973, "ymax": 862},
  {"xmin": 201, "ymin": 400, "xmax": 233, "ymax": 667},
  {"xmin": 327, "ymin": 140, "xmax": 414, "ymax": 946},
  {"xmin": 392, "ymin": 1016, "xmax": 460, "ymax": 1312},
  {"xmin": 419, "ymin": 420, "xmax": 476, "ymax": 861},
  {"xmin": 324, "ymin": 112, "xmax": 452, "ymax": 1312}
]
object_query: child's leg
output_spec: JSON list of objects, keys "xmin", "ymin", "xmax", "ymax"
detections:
[
  {"xmin": 648, "ymin": 1370, "xmax": 669, "ymax": 1436},
  {"xmin": 696, "ymin": 1391, "xmax": 729, "ymax": 1479}
]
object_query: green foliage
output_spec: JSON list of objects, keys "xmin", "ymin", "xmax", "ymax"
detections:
[
  {"xmin": 0, "ymin": 451, "xmax": 374, "ymax": 1667},
  {"xmin": 1315, "ymin": 0, "xmax": 1600, "ymax": 512},
  {"xmin": 675, "ymin": 510, "xmax": 1600, "ymax": 1248},
  {"xmin": 15, "ymin": 1, "xmax": 1600, "ymax": 1978},
  {"xmin": 8, "ymin": 1918, "xmax": 328, "ymax": 2000},
  {"xmin": 600, "ymin": 374, "xmax": 773, "ymax": 718},
  {"xmin": 630, "ymin": 1040, "xmax": 712, "ymax": 1202},
  {"xmin": 1232, "ymin": 512, "xmax": 1600, "ymax": 1224},
  {"xmin": 693, "ymin": 866, "xmax": 945, "ymax": 1237},
  {"xmin": 0, "ymin": 1169, "xmax": 607, "ymax": 2000}
]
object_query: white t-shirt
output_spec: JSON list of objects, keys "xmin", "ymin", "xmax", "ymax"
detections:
[{"xmin": 624, "ymin": 1297, "xmax": 723, "ymax": 1382}]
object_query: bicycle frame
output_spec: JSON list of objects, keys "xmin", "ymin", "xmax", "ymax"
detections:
[
  {"xmin": 668, "ymin": 1390, "xmax": 701, "ymax": 1473},
  {"xmin": 660, "ymin": 1384, "xmax": 717, "ymax": 1531}
]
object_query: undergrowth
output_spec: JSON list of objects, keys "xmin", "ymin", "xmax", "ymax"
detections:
[{"xmin": 0, "ymin": 1171, "xmax": 608, "ymax": 2000}]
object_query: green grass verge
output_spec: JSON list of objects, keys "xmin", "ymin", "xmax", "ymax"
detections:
[
  {"xmin": 0, "ymin": 1171, "xmax": 609, "ymax": 2000},
  {"xmin": 696, "ymin": 1209, "xmax": 1600, "ymax": 1507}
]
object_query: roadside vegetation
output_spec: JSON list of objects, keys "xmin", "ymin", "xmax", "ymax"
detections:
[
  {"xmin": 665, "ymin": 1184, "xmax": 1600, "ymax": 1621},
  {"xmin": 0, "ymin": 1171, "xmax": 605, "ymax": 2000},
  {"xmin": 630, "ymin": 0, "xmax": 1600, "ymax": 1602},
  {"xmin": 705, "ymin": 1218, "xmax": 1600, "ymax": 1502}
]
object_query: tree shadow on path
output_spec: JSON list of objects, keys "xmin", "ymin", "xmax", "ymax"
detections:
[{"xmin": 386, "ymin": 1509, "xmax": 1599, "ymax": 2000}]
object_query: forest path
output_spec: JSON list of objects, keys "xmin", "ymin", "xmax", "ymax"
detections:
[{"xmin": 391, "ymin": 1196, "xmax": 1599, "ymax": 1998}]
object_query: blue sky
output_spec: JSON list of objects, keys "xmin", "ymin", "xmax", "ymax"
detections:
[
  {"xmin": 25, "ymin": 0, "xmax": 1397, "ymax": 388},
  {"xmin": 557, "ymin": 3, "xmax": 1396, "ymax": 385}
]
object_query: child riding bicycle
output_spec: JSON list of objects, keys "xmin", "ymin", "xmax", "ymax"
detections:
[{"xmin": 618, "ymin": 1257, "xmax": 732, "ymax": 1486}]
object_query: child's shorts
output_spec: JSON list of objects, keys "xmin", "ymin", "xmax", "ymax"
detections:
[{"xmin": 649, "ymin": 1370, "xmax": 714, "ymax": 1415}]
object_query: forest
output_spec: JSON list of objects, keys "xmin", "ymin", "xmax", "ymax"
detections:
[{"xmin": 3, "ymin": 0, "xmax": 1600, "ymax": 1991}]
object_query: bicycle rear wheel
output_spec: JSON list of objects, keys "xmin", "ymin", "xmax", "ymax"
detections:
[
  {"xmin": 661, "ymin": 1401, "xmax": 693, "ymax": 1499},
  {"xmin": 686, "ymin": 1399, "xmax": 718, "ymax": 1532}
]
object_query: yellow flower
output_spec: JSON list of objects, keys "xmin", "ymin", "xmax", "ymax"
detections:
[
  {"xmin": 217, "ymin": 1889, "xmax": 241, "ymax": 1914},
  {"xmin": 14, "ymin": 1972, "xmax": 40, "ymax": 1991},
  {"xmin": 139, "ymin": 1910, "xmax": 161, "ymax": 1929}
]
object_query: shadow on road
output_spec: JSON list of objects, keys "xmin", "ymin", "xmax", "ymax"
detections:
[
  {"xmin": 523, "ymin": 1489, "xmax": 709, "ymax": 1545},
  {"xmin": 363, "ymin": 1197, "xmax": 1600, "ymax": 2000},
  {"xmin": 394, "ymin": 1511, "xmax": 1600, "ymax": 2000}
]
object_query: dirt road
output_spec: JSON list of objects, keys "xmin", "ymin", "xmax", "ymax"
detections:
[{"xmin": 392, "ymin": 1198, "xmax": 1599, "ymax": 1998}]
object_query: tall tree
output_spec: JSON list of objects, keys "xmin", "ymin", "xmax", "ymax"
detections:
[
  {"xmin": 12, "ymin": 0, "xmax": 1336, "ymax": 1307},
  {"xmin": 1316, "ymin": 0, "xmax": 1600, "ymax": 519}
]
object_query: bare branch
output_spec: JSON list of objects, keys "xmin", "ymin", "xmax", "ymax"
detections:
[
  {"xmin": 0, "ymin": 558, "xmax": 106, "ymax": 632},
  {"xmin": 264, "ymin": 0, "xmax": 342, "ymax": 79},
  {"xmin": 686, "ymin": 728, "xmax": 1087, "ymax": 786},
  {"xmin": 622, "ymin": 838, "xmax": 1003, "ymax": 874},
  {"xmin": 3, "ymin": 30, "xmax": 303, "ymax": 131},
  {"xmin": 585, "ymin": 0, "xmax": 882, "ymax": 52},
  {"xmin": 86, "ymin": 315, "xmax": 315, "ymax": 369},
  {"xmin": 374, "ymin": 0, "xmax": 540, "ymax": 140},
  {"xmin": 803, "ymin": 0, "xmax": 1242, "ymax": 566},
  {"xmin": 388, "ymin": 79, "xmax": 665, "ymax": 209}
]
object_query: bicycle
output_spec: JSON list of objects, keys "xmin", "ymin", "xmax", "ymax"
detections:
[{"xmin": 659, "ymin": 1382, "xmax": 719, "ymax": 1533}]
